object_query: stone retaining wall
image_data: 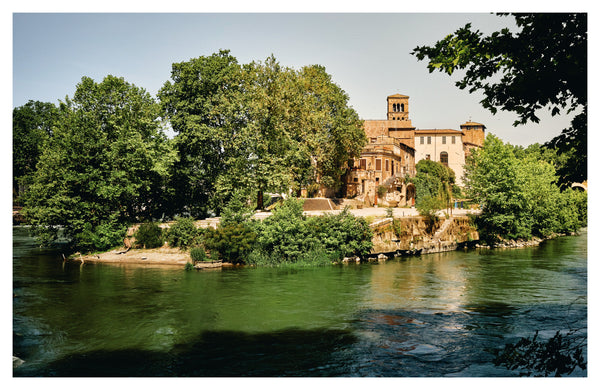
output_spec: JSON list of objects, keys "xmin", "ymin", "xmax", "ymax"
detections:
[{"xmin": 369, "ymin": 216, "xmax": 479, "ymax": 256}]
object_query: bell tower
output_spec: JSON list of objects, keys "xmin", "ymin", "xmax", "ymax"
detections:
[
  {"xmin": 460, "ymin": 120, "xmax": 486, "ymax": 147},
  {"xmin": 387, "ymin": 94, "xmax": 409, "ymax": 121}
]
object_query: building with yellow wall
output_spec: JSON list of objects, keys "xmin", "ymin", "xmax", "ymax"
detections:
[{"xmin": 345, "ymin": 94, "xmax": 485, "ymax": 205}]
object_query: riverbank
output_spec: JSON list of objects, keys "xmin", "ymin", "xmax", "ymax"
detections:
[
  {"xmin": 76, "ymin": 246, "xmax": 231, "ymax": 269},
  {"xmin": 69, "ymin": 208, "xmax": 575, "ymax": 268}
]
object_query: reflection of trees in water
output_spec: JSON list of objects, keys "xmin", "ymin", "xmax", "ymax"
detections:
[{"xmin": 16, "ymin": 328, "xmax": 358, "ymax": 377}]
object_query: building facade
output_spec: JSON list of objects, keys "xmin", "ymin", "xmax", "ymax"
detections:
[{"xmin": 345, "ymin": 93, "xmax": 485, "ymax": 205}]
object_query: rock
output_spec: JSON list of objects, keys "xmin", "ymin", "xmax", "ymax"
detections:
[
  {"xmin": 377, "ymin": 253, "xmax": 388, "ymax": 261},
  {"xmin": 13, "ymin": 356, "xmax": 24, "ymax": 368}
]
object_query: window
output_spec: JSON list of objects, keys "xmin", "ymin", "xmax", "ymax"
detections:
[
  {"xmin": 427, "ymin": 136, "xmax": 431, "ymax": 144},
  {"xmin": 440, "ymin": 151, "xmax": 448, "ymax": 166},
  {"xmin": 385, "ymin": 159, "xmax": 389, "ymax": 171},
  {"xmin": 359, "ymin": 159, "xmax": 366, "ymax": 170},
  {"xmin": 425, "ymin": 154, "xmax": 430, "ymax": 160},
  {"xmin": 452, "ymin": 136, "xmax": 456, "ymax": 144},
  {"xmin": 371, "ymin": 138, "xmax": 377, "ymax": 143},
  {"xmin": 400, "ymin": 103, "xmax": 405, "ymax": 112},
  {"xmin": 375, "ymin": 159, "xmax": 382, "ymax": 171},
  {"xmin": 442, "ymin": 136, "xmax": 446, "ymax": 144},
  {"xmin": 420, "ymin": 136, "xmax": 424, "ymax": 144}
]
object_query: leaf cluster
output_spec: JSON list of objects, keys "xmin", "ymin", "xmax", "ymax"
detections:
[
  {"xmin": 412, "ymin": 13, "xmax": 587, "ymax": 185},
  {"xmin": 204, "ymin": 222, "xmax": 257, "ymax": 264},
  {"xmin": 12, "ymin": 101, "xmax": 59, "ymax": 198},
  {"xmin": 190, "ymin": 247, "xmax": 208, "ymax": 262},
  {"xmin": 493, "ymin": 330, "xmax": 586, "ymax": 377},
  {"xmin": 134, "ymin": 222, "xmax": 163, "ymax": 249},
  {"xmin": 410, "ymin": 159, "xmax": 455, "ymax": 217},
  {"xmin": 251, "ymin": 199, "xmax": 372, "ymax": 265},
  {"xmin": 165, "ymin": 217, "xmax": 202, "ymax": 249}
]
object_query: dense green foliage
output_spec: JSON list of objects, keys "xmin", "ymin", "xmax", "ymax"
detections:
[
  {"xmin": 134, "ymin": 222, "xmax": 163, "ymax": 249},
  {"xmin": 412, "ymin": 13, "xmax": 587, "ymax": 186},
  {"xmin": 248, "ymin": 198, "xmax": 373, "ymax": 266},
  {"xmin": 12, "ymin": 100, "xmax": 59, "ymax": 200},
  {"xmin": 22, "ymin": 75, "xmax": 174, "ymax": 249},
  {"xmin": 165, "ymin": 217, "xmax": 202, "ymax": 249},
  {"xmin": 17, "ymin": 50, "xmax": 364, "ymax": 252},
  {"xmin": 410, "ymin": 159, "xmax": 455, "ymax": 220},
  {"xmin": 190, "ymin": 247, "xmax": 208, "ymax": 262},
  {"xmin": 204, "ymin": 222, "xmax": 257, "ymax": 264},
  {"xmin": 464, "ymin": 134, "xmax": 586, "ymax": 243},
  {"xmin": 159, "ymin": 50, "xmax": 366, "ymax": 216}
]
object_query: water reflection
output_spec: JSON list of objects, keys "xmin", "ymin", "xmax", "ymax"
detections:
[{"xmin": 18, "ymin": 328, "xmax": 358, "ymax": 377}]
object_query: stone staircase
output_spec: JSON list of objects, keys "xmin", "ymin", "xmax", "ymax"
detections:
[{"xmin": 433, "ymin": 216, "xmax": 454, "ymax": 241}]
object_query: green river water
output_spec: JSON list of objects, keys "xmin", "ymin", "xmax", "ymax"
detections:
[{"xmin": 13, "ymin": 226, "xmax": 587, "ymax": 376}]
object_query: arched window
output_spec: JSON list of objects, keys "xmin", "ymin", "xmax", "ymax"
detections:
[
  {"xmin": 393, "ymin": 103, "xmax": 397, "ymax": 112},
  {"xmin": 440, "ymin": 151, "xmax": 448, "ymax": 166},
  {"xmin": 400, "ymin": 103, "xmax": 405, "ymax": 112}
]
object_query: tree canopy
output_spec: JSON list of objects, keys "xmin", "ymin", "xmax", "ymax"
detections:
[
  {"xmin": 410, "ymin": 159, "xmax": 456, "ymax": 219},
  {"xmin": 412, "ymin": 13, "xmax": 587, "ymax": 185},
  {"xmin": 22, "ymin": 75, "xmax": 175, "ymax": 250},
  {"xmin": 12, "ymin": 100, "xmax": 59, "ymax": 199},
  {"xmin": 159, "ymin": 50, "xmax": 365, "ymax": 216},
  {"xmin": 464, "ymin": 134, "xmax": 586, "ymax": 243}
]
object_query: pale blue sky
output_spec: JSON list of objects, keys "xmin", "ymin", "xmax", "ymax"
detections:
[{"xmin": 11, "ymin": 12, "xmax": 584, "ymax": 146}]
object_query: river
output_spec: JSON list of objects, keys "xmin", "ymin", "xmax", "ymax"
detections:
[{"xmin": 13, "ymin": 226, "xmax": 587, "ymax": 377}]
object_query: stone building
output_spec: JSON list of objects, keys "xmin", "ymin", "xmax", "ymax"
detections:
[{"xmin": 345, "ymin": 93, "xmax": 485, "ymax": 205}]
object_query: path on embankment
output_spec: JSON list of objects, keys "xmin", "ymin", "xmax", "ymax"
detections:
[{"xmin": 197, "ymin": 206, "xmax": 479, "ymax": 228}]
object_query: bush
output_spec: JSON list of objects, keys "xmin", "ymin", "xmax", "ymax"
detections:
[
  {"xmin": 134, "ymin": 222, "xmax": 163, "ymax": 249},
  {"xmin": 416, "ymin": 195, "xmax": 444, "ymax": 221},
  {"xmin": 385, "ymin": 207, "xmax": 394, "ymax": 218},
  {"xmin": 190, "ymin": 247, "xmax": 208, "ymax": 262},
  {"xmin": 252, "ymin": 199, "xmax": 373, "ymax": 265},
  {"xmin": 184, "ymin": 262, "xmax": 194, "ymax": 271},
  {"xmin": 166, "ymin": 217, "xmax": 201, "ymax": 249},
  {"xmin": 204, "ymin": 222, "xmax": 257, "ymax": 264}
]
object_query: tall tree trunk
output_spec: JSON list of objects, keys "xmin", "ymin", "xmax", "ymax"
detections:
[{"xmin": 257, "ymin": 188, "xmax": 264, "ymax": 211}]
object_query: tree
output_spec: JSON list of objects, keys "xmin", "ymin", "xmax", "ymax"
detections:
[
  {"xmin": 12, "ymin": 101, "xmax": 59, "ymax": 200},
  {"xmin": 295, "ymin": 65, "xmax": 366, "ymax": 192},
  {"xmin": 160, "ymin": 51, "xmax": 366, "ymax": 213},
  {"xmin": 218, "ymin": 55, "xmax": 300, "ymax": 210},
  {"xmin": 410, "ymin": 159, "xmax": 455, "ymax": 216},
  {"xmin": 412, "ymin": 13, "xmax": 587, "ymax": 185},
  {"xmin": 22, "ymin": 75, "xmax": 174, "ymax": 250},
  {"xmin": 159, "ymin": 50, "xmax": 244, "ymax": 218},
  {"xmin": 218, "ymin": 60, "xmax": 366, "ymax": 208},
  {"xmin": 464, "ymin": 134, "xmax": 586, "ymax": 243}
]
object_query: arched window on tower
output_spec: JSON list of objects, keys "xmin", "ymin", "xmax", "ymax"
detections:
[
  {"xmin": 440, "ymin": 151, "xmax": 448, "ymax": 166},
  {"xmin": 393, "ymin": 103, "xmax": 397, "ymax": 112},
  {"xmin": 400, "ymin": 103, "xmax": 405, "ymax": 112}
]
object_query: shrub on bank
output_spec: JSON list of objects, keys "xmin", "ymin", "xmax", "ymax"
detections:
[
  {"xmin": 166, "ymin": 217, "xmax": 201, "ymax": 249},
  {"xmin": 249, "ymin": 198, "xmax": 373, "ymax": 266},
  {"xmin": 190, "ymin": 247, "xmax": 208, "ymax": 262},
  {"xmin": 134, "ymin": 222, "xmax": 163, "ymax": 249},
  {"xmin": 204, "ymin": 222, "xmax": 256, "ymax": 264}
]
